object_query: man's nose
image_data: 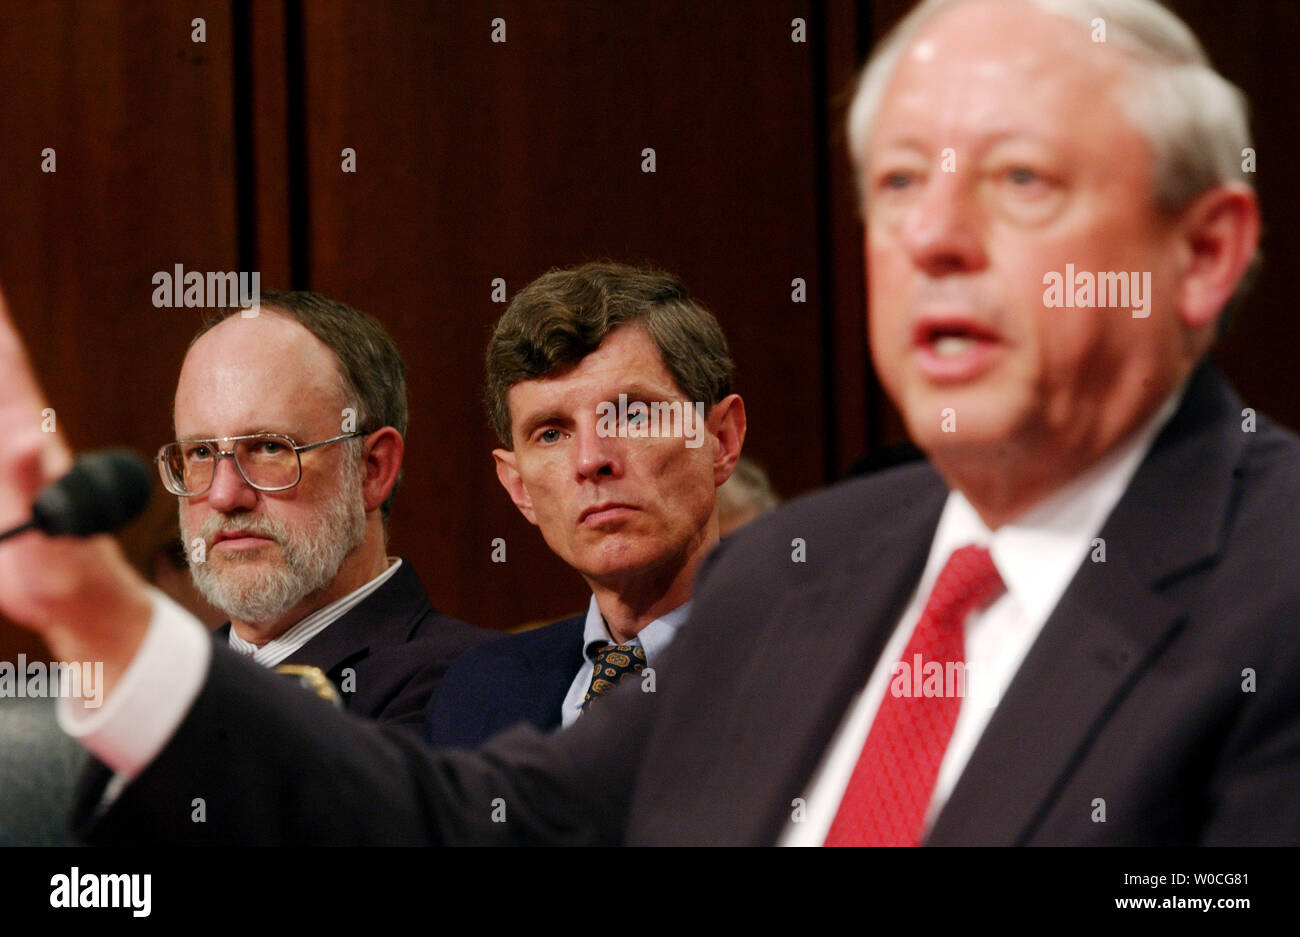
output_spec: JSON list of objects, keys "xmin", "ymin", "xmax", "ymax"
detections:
[
  {"xmin": 897, "ymin": 172, "xmax": 986, "ymax": 276},
  {"xmin": 204, "ymin": 454, "xmax": 258, "ymax": 513},
  {"xmin": 573, "ymin": 425, "xmax": 623, "ymax": 481}
]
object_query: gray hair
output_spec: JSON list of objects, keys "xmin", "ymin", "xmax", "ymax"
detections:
[
  {"xmin": 848, "ymin": 0, "xmax": 1254, "ymax": 212},
  {"xmin": 717, "ymin": 456, "xmax": 780, "ymax": 535},
  {"xmin": 846, "ymin": 0, "xmax": 1259, "ymax": 320}
]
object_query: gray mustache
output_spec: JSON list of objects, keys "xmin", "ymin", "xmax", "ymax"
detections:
[{"xmin": 197, "ymin": 514, "xmax": 285, "ymax": 546}]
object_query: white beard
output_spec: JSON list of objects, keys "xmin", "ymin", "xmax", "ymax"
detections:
[{"xmin": 181, "ymin": 457, "xmax": 366, "ymax": 626}]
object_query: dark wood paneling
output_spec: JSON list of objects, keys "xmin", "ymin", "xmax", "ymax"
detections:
[
  {"xmin": 822, "ymin": 0, "xmax": 872, "ymax": 476},
  {"xmin": 247, "ymin": 0, "xmax": 294, "ymax": 286},
  {"xmin": 0, "ymin": 1, "xmax": 241, "ymax": 657},
  {"xmin": 1174, "ymin": 0, "xmax": 1300, "ymax": 430}
]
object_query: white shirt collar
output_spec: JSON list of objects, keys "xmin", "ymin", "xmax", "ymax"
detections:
[
  {"xmin": 922, "ymin": 383, "xmax": 1186, "ymax": 625},
  {"xmin": 580, "ymin": 593, "xmax": 692, "ymax": 664},
  {"xmin": 227, "ymin": 558, "xmax": 403, "ymax": 668}
]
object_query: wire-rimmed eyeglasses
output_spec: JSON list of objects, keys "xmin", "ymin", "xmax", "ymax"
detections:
[{"xmin": 156, "ymin": 432, "xmax": 363, "ymax": 496}]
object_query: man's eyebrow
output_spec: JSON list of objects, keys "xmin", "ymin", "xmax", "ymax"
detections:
[
  {"xmin": 870, "ymin": 136, "xmax": 930, "ymax": 155},
  {"xmin": 870, "ymin": 130, "xmax": 1058, "ymax": 157},
  {"xmin": 517, "ymin": 409, "xmax": 571, "ymax": 439},
  {"xmin": 173, "ymin": 428, "xmax": 303, "ymax": 442}
]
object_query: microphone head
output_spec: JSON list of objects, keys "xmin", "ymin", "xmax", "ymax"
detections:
[{"xmin": 31, "ymin": 449, "xmax": 153, "ymax": 537}]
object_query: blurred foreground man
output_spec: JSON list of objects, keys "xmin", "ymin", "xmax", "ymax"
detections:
[
  {"xmin": 425, "ymin": 264, "xmax": 745, "ymax": 747},
  {"xmin": 0, "ymin": 0, "xmax": 1295, "ymax": 844}
]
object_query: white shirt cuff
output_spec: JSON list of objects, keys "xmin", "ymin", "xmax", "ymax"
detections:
[{"xmin": 56, "ymin": 588, "xmax": 212, "ymax": 779}]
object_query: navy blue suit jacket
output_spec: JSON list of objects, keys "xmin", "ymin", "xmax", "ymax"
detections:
[
  {"xmin": 214, "ymin": 560, "xmax": 495, "ymax": 733},
  {"xmin": 423, "ymin": 615, "xmax": 584, "ymax": 748}
]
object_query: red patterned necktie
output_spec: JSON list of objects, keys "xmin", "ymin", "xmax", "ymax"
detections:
[{"xmin": 824, "ymin": 544, "xmax": 1005, "ymax": 846}]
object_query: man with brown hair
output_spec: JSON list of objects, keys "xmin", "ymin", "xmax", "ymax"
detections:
[
  {"xmin": 425, "ymin": 262, "xmax": 746, "ymax": 747},
  {"xmin": 159, "ymin": 291, "xmax": 491, "ymax": 731}
]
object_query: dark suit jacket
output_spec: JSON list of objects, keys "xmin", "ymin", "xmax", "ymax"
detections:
[
  {"xmin": 78, "ymin": 366, "xmax": 1300, "ymax": 844},
  {"xmin": 423, "ymin": 615, "xmax": 584, "ymax": 748},
  {"xmin": 214, "ymin": 560, "xmax": 494, "ymax": 733}
]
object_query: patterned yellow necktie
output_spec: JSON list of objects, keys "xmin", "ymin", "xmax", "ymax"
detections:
[{"xmin": 580, "ymin": 644, "xmax": 647, "ymax": 711}]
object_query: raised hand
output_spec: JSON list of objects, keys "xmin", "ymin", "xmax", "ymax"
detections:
[{"xmin": 0, "ymin": 286, "xmax": 152, "ymax": 693}]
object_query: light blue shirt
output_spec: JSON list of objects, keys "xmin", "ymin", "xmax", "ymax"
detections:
[{"xmin": 559, "ymin": 595, "xmax": 691, "ymax": 728}]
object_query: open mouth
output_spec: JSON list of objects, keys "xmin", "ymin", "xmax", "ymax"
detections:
[{"xmin": 913, "ymin": 317, "xmax": 1002, "ymax": 382}]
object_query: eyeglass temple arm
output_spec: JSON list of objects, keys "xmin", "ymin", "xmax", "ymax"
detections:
[{"xmin": 293, "ymin": 431, "xmax": 365, "ymax": 454}]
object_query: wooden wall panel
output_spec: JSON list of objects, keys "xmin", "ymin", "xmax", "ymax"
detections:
[
  {"xmin": 1173, "ymin": 0, "xmax": 1300, "ymax": 430},
  {"xmin": 0, "ymin": 0, "xmax": 241, "ymax": 657},
  {"xmin": 246, "ymin": 0, "xmax": 294, "ymax": 286}
]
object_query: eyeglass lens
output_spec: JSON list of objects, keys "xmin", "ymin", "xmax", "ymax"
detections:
[{"xmin": 160, "ymin": 436, "xmax": 299, "ymax": 494}]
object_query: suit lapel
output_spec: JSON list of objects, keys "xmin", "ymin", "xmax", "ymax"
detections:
[
  {"xmin": 278, "ymin": 561, "xmax": 427, "ymax": 676},
  {"xmin": 927, "ymin": 556, "xmax": 1184, "ymax": 844},
  {"xmin": 929, "ymin": 365, "xmax": 1246, "ymax": 844},
  {"xmin": 500, "ymin": 616, "xmax": 585, "ymax": 732},
  {"xmin": 687, "ymin": 475, "xmax": 948, "ymax": 843}
]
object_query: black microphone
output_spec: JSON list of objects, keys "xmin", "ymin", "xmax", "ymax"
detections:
[{"xmin": 0, "ymin": 449, "xmax": 152, "ymax": 542}]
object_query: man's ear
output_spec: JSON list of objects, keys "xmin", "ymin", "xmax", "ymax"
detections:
[
  {"xmin": 493, "ymin": 447, "xmax": 538, "ymax": 526},
  {"xmin": 361, "ymin": 427, "xmax": 403, "ymax": 513},
  {"xmin": 1175, "ymin": 182, "xmax": 1260, "ymax": 333},
  {"xmin": 707, "ymin": 393, "xmax": 747, "ymax": 487}
]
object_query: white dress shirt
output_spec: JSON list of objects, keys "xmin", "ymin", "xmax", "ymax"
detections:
[
  {"xmin": 781, "ymin": 387, "xmax": 1184, "ymax": 845},
  {"xmin": 559, "ymin": 594, "xmax": 690, "ymax": 728},
  {"xmin": 227, "ymin": 558, "xmax": 402, "ymax": 666}
]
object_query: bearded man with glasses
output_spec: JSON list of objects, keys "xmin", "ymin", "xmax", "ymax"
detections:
[{"xmin": 156, "ymin": 291, "xmax": 492, "ymax": 732}]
